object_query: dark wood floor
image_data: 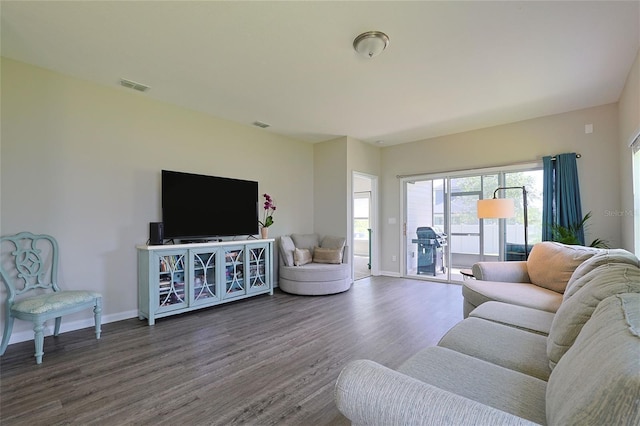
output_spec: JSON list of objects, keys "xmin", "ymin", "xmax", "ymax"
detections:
[{"xmin": 0, "ymin": 276, "xmax": 463, "ymax": 425}]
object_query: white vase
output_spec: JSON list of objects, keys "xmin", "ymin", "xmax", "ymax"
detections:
[{"xmin": 261, "ymin": 227, "xmax": 269, "ymax": 239}]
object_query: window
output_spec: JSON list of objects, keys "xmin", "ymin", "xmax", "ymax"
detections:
[{"xmin": 353, "ymin": 193, "xmax": 371, "ymax": 241}]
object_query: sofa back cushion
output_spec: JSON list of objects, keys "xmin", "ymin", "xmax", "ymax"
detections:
[
  {"xmin": 546, "ymin": 263, "xmax": 640, "ymax": 368},
  {"xmin": 546, "ymin": 293, "xmax": 640, "ymax": 425},
  {"xmin": 565, "ymin": 249, "xmax": 639, "ymax": 294},
  {"xmin": 526, "ymin": 242, "xmax": 598, "ymax": 293},
  {"xmin": 321, "ymin": 235, "xmax": 346, "ymax": 249},
  {"xmin": 320, "ymin": 236, "xmax": 346, "ymax": 261},
  {"xmin": 279, "ymin": 235, "xmax": 296, "ymax": 267},
  {"xmin": 291, "ymin": 233, "xmax": 320, "ymax": 254}
]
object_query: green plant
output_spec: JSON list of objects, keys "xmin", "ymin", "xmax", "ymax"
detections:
[{"xmin": 548, "ymin": 211, "xmax": 609, "ymax": 248}]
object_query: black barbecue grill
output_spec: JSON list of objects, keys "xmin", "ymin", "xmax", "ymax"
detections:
[{"xmin": 411, "ymin": 226, "xmax": 447, "ymax": 276}]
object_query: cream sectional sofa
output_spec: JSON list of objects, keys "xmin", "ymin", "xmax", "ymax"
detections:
[{"xmin": 334, "ymin": 245, "xmax": 640, "ymax": 425}]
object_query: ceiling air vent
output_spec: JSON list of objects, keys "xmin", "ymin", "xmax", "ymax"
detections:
[
  {"xmin": 252, "ymin": 121, "xmax": 270, "ymax": 129},
  {"xmin": 119, "ymin": 78, "xmax": 150, "ymax": 92}
]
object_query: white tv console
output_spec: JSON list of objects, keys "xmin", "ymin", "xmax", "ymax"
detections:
[{"xmin": 137, "ymin": 239, "xmax": 274, "ymax": 325}]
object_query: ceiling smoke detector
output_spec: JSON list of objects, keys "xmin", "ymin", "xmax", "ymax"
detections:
[
  {"xmin": 353, "ymin": 31, "xmax": 389, "ymax": 58},
  {"xmin": 119, "ymin": 78, "xmax": 150, "ymax": 92}
]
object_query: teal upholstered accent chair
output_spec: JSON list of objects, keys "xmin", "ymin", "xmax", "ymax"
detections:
[{"xmin": 0, "ymin": 232, "xmax": 102, "ymax": 364}]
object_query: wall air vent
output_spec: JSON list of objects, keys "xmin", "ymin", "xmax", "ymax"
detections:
[
  {"xmin": 252, "ymin": 121, "xmax": 270, "ymax": 129},
  {"xmin": 119, "ymin": 78, "xmax": 150, "ymax": 92}
]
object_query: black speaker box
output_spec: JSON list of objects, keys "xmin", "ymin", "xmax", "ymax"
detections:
[{"xmin": 149, "ymin": 222, "xmax": 164, "ymax": 245}]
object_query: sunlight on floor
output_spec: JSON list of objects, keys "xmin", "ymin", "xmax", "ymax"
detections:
[{"xmin": 354, "ymin": 255, "xmax": 370, "ymax": 280}]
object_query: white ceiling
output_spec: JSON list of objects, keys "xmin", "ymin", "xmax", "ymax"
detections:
[{"xmin": 2, "ymin": 1, "xmax": 639, "ymax": 145}]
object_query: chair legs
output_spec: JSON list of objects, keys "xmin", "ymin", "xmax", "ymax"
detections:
[
  {"xmin": 33, "ymin": 321, "xmax": 45, "ymax": 364},
  {"xmin": 2, "ymin": 299, "xmax": 102, "ymax": 364},
  {"xmin": 54, "ymin": 317, "xmax": 62, "ymax": 336},
  {"xmin": 94, "ymin": 299, "xmax": 102, "ymax": 339},
  {"xmin": 0, "ymin": 315, "xmax": 14, "ymax": 356}
]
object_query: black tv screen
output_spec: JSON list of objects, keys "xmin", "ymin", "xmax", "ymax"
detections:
[{"xmin": 162, "ymin": 170, "xmax": 258, "ymax": 239}]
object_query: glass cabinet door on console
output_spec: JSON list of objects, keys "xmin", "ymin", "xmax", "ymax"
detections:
[
  {"xmin": 156, "ymin": 250, "xmax": 188, "ymax": 313},
  {"xmin": 247, "ymin": 243, "xmax": 270, "ymax": 294},
  {"xmin": 223, "ymin": 246, "xmax": 246, "ymax": 299},
  {"xmin": 190, "ymin": 249, "xmax": 220, "ymax": 306}
]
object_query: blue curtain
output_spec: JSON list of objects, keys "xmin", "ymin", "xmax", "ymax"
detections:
[
  {"xmin": 542, "ymin": 152, "xmax": 584, "ymax": 244},
  {"xmin": 542, "ymin": 156, "xmax": 554, "ymax": 241},
  {"xmin": 556, "ymin": 153, "xmax": 584, "ymax": 244}
]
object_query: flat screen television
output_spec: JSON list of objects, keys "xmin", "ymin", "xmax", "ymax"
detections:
[{"xmin": 162, "ymin": 170, "xmax": 258, "ymax": 239}]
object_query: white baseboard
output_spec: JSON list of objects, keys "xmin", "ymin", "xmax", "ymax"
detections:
[
  {"xmin": 379, "ymin": 270, "xmax": 402, "ymax": 277},
  {"xmin": 7, "ymin": 282, "xmax": 303, "ymax": 346},
  {"xmin": 7, "ymin": 309, "xmax": 139, "ymax": 345}
]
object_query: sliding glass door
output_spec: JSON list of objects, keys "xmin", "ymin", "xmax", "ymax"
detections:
[
  {"xmin": 405, "ymin": 179, "xmax": 447, "ymax": 279},
  {"xmin": 448, "ymin": 175, "xmax": 499, "ymax": 276},
  {"xmin": 404, "ymin": 167, "xmax": 542, "ymax": 282}
]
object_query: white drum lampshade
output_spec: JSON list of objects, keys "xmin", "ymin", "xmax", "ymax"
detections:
[{"xmin": 477, "ymin": 198, "xmax": 515, "ymax": 219}]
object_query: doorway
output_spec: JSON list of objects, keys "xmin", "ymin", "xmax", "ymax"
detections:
[{"xmin": 353, "ymin": 172, "xmax": 378, "ymax": 280}]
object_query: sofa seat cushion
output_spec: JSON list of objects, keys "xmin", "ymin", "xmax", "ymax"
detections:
[
  {"xmin": 11, "ymin": 290, "xmax": 101, "ymax": 315},
  {"xmin": 463, "ymin": 279, "xmax": 563, "ymax": 313},
  {"xmin": 546, "ymin": 293, "xmax": 640, "ymax": 425},
  {"xmin": 398, "ymin": 346, "xmax": 547, "ymax": 424},
  {"xmin": 279, "ymin": 262, "xmax": 351, "ymax": 295},
  {"xmin": 469, "ymin": 301, "xmax": 555, "ymax": 335},
  {"xmin": 438, "ymin": 317, "xmax": 551, "ymax": 381},
  {"xmin": 279, "ymin": 262, "xmax": 349, "ymax": 282},
  {"xmin": 547, "ymin": 262, "xmax": 640, "ymax": 369},
  {"xmin": 526, "ymin": 242, "xmax": 599, "ymax": 293}
]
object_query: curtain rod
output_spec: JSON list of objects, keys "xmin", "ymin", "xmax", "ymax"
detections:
[
  {"xmin": 396, "ymin": 153, "xmax": 581, "ymax": 179},
  {"xmin": 550, "ymin": 153, "xmax": 581, "ymax": 160}
]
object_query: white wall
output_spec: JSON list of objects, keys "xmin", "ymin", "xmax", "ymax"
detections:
[
  {"xmin": 312, "ymin": 136, "xmax": 381, "ymax": 273},
  {"xmin": 1, "ymin": 58, "xmax": 314, "ymax": 343},
  {"xmin": 313, "ymin": 137, "xmax": 348, "ymax": 239},
  {"xmin": 347, "ymin": 137, "xmax": 382, "ymax": 181},
  {"xmin": 312, "ymin": 135, "xmax": 382, "ymax": 240},
  {"xmin": 380, "ymin": 103, "xmax": 622, "ymax": 275},
  {"xmin": 618, "ymin": 49, "xmax": 640, "ymax": 252}
]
